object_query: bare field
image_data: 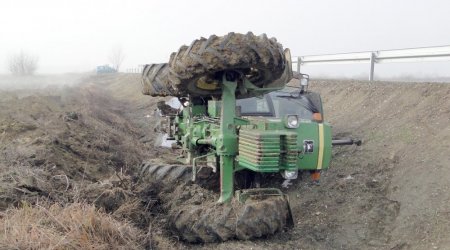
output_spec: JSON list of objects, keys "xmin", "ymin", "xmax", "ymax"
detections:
[{"xmin": 0, "ymin": 74, "xmax": 449, "ymax": 249}]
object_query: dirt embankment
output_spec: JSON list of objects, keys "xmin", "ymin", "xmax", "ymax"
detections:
[
  {"xmin": 0, "ymin": 74, "xmax": 173, "ymax": 249},
  {"xmin": 0, "ymin": 75, "xmax": 449, "ymax": 249},
  {"xmin": 311, "ymin": 80, "xmax": 450, "ymax": 249}
]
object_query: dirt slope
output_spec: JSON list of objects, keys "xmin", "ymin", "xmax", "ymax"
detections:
[
  {"xmin": 0, "ymin": 74, "xmax": 166, "ymax": 249},
  {"xmin": 0, "ymin": 75, "xmax": 449, "ymax": 249},
  {"xmin": 311, "ymin": 80, "xmax": 450, "ymax": 250}
]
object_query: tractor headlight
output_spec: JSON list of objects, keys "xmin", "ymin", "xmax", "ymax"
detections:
[
  {"xmin": 281, "ymin": 170, "xmax": 298, "ymax": 180},
  {"xmin": 285, "ymin": 115, "xmax": 299, "ymax": 128}
]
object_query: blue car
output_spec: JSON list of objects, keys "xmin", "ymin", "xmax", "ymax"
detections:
[{"xmin": 96, "ymin": 65, "xmax": 116, "ymax": 74}]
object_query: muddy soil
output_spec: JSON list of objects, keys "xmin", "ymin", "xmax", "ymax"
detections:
[
  {"xmin": 0, "ymin": 74, "xmax": 169, "ymax": 248},
  {"xmin": 0, "ymin": 75, "xmax": 449, "ymax": 250}
]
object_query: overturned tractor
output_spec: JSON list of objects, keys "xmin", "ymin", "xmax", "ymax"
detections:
[{"xmin": 140, "ymin": 32, "xmax": 337, "ymax": 242}]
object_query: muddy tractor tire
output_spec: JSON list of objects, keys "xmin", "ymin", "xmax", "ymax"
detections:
[
  {"xmin": 169, "ymin": 195, "xmax": 291, "ymax": 242},
  {"xmin": 167, "ymin": 32, "xmax": 290, "ymax": 97},
  {"xmin": 141, "ymin": 63, "xmax": 177, "ymax": 96},
  {"xmin": 139, "ymin": 163, "xmax": 292, "ymax": 243},
  {"xmin": 139, "ymin": 163, "xmax": 191, "ymax": 184},
  {"xmin": 141, "ymin": 32, "xmax": 293, "ymax": 97}
]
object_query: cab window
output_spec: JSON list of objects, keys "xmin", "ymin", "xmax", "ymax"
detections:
[
  {"xmin": 271, "ymin": 94, "xmax": 314, "ymax": 120},
  {"xmin": 236, "ymin": 96, "xmax": 273, "ymax": 116}
]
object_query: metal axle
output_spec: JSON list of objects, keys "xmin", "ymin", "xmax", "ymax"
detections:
[{"xmin": 332, "ymin": 138, "xmax": 362, "ymax": 146}]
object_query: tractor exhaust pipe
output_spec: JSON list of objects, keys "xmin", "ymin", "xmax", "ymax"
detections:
[{"xmin": 332, "ymin": 138, "xmax": 362, "ymax": 146}]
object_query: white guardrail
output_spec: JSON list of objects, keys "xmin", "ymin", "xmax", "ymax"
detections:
[{"xmin": 292, "ymin": 45, "xmax": 450, "ymax": 81}]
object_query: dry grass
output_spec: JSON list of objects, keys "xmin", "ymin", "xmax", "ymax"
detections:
[
  {"xmin": 0, "ymin": 202, "xmax": 148, "ymax": 249},
  {"xmin": 0, "ymin": 75, "xmax": 176, "ymax": 249}
]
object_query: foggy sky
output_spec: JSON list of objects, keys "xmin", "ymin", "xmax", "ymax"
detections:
[{"xmin": 1, "ymin": 0, "xmax": 449, "ymax": 77}]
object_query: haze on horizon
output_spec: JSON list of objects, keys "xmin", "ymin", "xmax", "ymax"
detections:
[{"xmin": 1, "ymin": 0, "xmax": 449, "ymax": 78}]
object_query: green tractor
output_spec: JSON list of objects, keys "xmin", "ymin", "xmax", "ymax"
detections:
[
  {"xmin": 140, "ymin": 32, "xmax": 356, "ymax": 242},
  {"xmin": 164, "ymin": 72, "xmax": 332, "ymax": 202}
]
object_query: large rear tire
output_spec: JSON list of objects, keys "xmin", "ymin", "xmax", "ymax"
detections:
[
  {"xmin": 169, "ymin": 195, "xmax": 291, "ymax": 242},
  {"xmin": 138, "ymin": 163, "xmax": 292, "ymax": 243},
  {"xmin": 168, "ymin": 32, "xmax": 290, "ymax": 97}
]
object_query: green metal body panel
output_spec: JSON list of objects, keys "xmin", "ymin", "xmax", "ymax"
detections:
[
  {"xmin": 322, "ymin": 124, "xmax": 332, "ymax": 169},
  {"xmin": 295, "ymin": 121, "xmax": 332, "ymax": 170},
  {"xmin": 207, "ymin": 100, "xmax": 221, "ymax": 117},
  {"xmin": 236, "ymin": 119, "xmax": 332, "ymax": 172},
  {"xmin": 237, "ymin": 127, "xmax": 298, "ymax": 172},
  {"xmin": 216, "ymin": 78, "xmax": 237, "ymax": 203}
]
